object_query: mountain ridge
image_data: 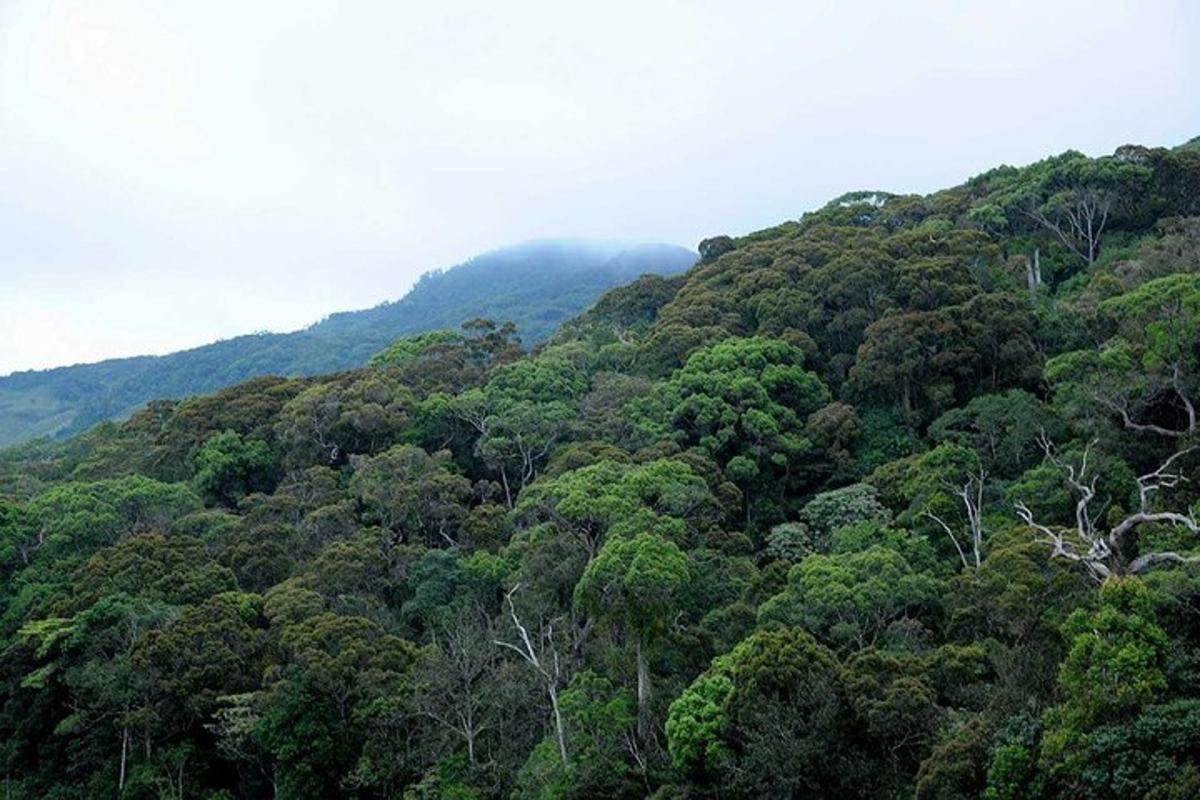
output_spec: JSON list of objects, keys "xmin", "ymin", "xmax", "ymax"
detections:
[{"xmin": 0, "ymin": 239, "xmax": 695, "ymax": 446}]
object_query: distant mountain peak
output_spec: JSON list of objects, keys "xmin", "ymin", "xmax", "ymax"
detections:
[{"xmin": 0, "ymin": 239, "xmax": 695, "ymax": 447}]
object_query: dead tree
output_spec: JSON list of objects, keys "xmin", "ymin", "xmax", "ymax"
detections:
[
  {"xmin": 1015, "ymin": 435, "xmax": 1200, "ymax": 581},
  {"xmin": 1024, "ymin": 248, "xmax": 1042, "ymax": 292},
  {"xmin": 923, "ymin": 468, "xmax": 987, "ymax": 569},
  {"xmin": 1102, "ymin": 362, "xmax": 1197, "ymax": 440},
  {"xmin": 1024, "ymin": 186, "xmax": 1115, "ymax": 266},
  {"xmin": 413, "ymin": 609, "xmax": 502, "ymax": 766},
  {"xmin": 494, "ymin": 585, "xmax": 569, "ymax": 767}
]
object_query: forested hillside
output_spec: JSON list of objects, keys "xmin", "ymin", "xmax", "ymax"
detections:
[
  {"xmin": 0, "ymin": 240, "xmax": 695, "ymax": 448},
  {"xmin": 2, "ymin": 140, "xmax": 1200, "ymax": 799}
]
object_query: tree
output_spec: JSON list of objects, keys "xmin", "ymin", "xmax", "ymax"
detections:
[
  {"xmin": 665, "ymin": 668, "xmax": 734, "ymax": 778},
  {"xmin": 1040, "ymin": 579, "xmax": 1170, "ymax": 786},
  {"xmin": 349, "ymin": 445, "xmax": 472, "ymax": 546},
  {"xmin": 1075, "ymin": 700, "xmax": 1200, "ymax": 799},
  {"xmin": 513, "ymin": 671, "xmax": 642, "ymax": 800},
  {"xmin": 921, "ymin": 468, "xmax": 987, "ymax": 570},
  {"xmin": 257, "ymin": 612, "xmax": 417, "ymax": 799},
  {"xmin": 274, "ymin": 372, "xmax": 413, "ymax": 468},
  {"xmin": 666, "ymin": 627, "xmax": 860, "ymax": 798},
  {"xmin": 411, "ymin": 608, "xmax": 505, "ymax": 767},
  {"xmin": 913, "ymin": 716, "xmax": 992, "ymax": 800},
  {"xmin": 368, "ymin": 320, "xmax": 522, "ymax": 397},
  {"xmin": 134, "ymin": 591, "xmax": 268, "ymax": 736},
  {"xmin": 1045, "ymin": 275, "xmax": 1199, "ymax": 440},
  {"xmin": 18, "ymin": 594, "xmax": 172, "ymax": 795},
  {"xmin": 929, "ymin": 390, "xmax": 1059, "ymax": 478},
  {"xmin": 72, "ymin": 532, "xmax": 237, "ymax": 610},
  {"xmin": 870, "ymin": 442, "xmax": 993, "ymax": 568},
  {"xmin": 851, "ymin": 310, "xmax": 976, "ymax": 421},
  {"xmin": 446, "ymin": 355, "xmax": 587, "ymax": 507},
  {"xmin": 1018, "ymin": 156, "xmax": 1150, "ymax": 266},
  {"xmin": 573, "ymin": 532, "xmax": 689, "ymax": 740},
  {"xmin": 845, "ymin": 649, "xmax": 950, "ymax": 784},
  {"xmin": 765, "ymin": 522, "xmax": 817, "ymax": 563},
  {"xmin": 697, "ymin": 235, "xmax": 735, "ymax": 263},
  {"xmin": 758, "ymin": 545, "xmax": 942, "ymax": 649},
  {"xmin": 796, "ymin": 482, "xmax": 893, "ymax": 552},
  {"xmin": 1098, "ymin": 274, "xmax": 1199, "ymax": 438},
  {"xmin": 1015, "ymin": 435, "xmax": 1200, "ymax": 580},
  {"xmin": 632, "ymin": 337, "xmax": 830, "ymax": 523},
  {"xmin": 19, "ymin": 475, "xmax": 201, "ymax": 567},
  {"xmin": 494, "ymin": 585, "xmax": 570, "ymax": 768},
  {"xmin": 955, "ymin": 293, "xmax": 1042, "ymax": 394},
  {"xmin": 189, "ymin": 430, "xmax": 278, "ymax": 506},
  {"xmin": 514, "ymin": 458, "xmax": 719, "ymax": 563}
]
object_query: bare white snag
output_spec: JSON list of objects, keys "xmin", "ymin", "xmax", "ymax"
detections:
[
  {"xmin": 1024, "ymin": 186, "xmax": 1113, "ymax": 265},
  {"xmin": 1024, "ymin": 248, "xmax": 1042, "ymax": 292},
  {"xmin": 923, "ymin": 468, "xmax": 987, "ymax": 569},
  {"xmin": 416, "ymin": 614, "xmax": 499, "ymax": 766},
  {"xmin": 494, "ymin": 584, "xmax": 569, "ymax": 767},
  {"xmin": 1015, "ymin": 434, "xmax": 1200, "ymax": 581}
]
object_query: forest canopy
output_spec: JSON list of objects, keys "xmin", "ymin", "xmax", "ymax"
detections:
[{"xmin": 2, "ymin": 140, "xmax": 1200, "ymax": 799}]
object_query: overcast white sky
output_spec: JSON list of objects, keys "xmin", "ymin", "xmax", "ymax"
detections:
[{"xmin": 1, "ymin": 0, "xmax": 1197, "ymax": 375}]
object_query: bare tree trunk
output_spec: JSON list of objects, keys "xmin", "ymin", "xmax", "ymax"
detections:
[
  {"xmin": 635, "ymin": 640, "xmax": 650, "ymax": 741},
  {"xmin": 118, "ymin": 725, "xmax": 129, "ymax": 794},
  {"xmin": 496, "ymin": 585, "xmax": 570, "ymax": 767},
  {"xmin": 499, "ymin": 465, "xmax": 513, "ymax": 510},
  {"xmin": 548, "ymin": 683, "xmax": 568, "ymax": 766},
  {"xmin": 923, "ymin": 469, "xmax": 986, "ymax": 569},
  {"xmin": 1025, "ymin": 249, "xmax": 1042, "ymax": 291}
]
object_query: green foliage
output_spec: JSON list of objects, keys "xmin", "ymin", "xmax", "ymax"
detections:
[
  {"xmin": 764, "ymin": 521, "xmax": 815, "ymax": 562},
  {"xmin": 0, "ymin": 241, "xmax": 695, "ymax": 448},
  {"xmin": 667, "ymin": 627, "xmax": 860, "ymax": 797},
  {"xmin": 574, "ymin": 532, "xmax": 690, "ymax": 644},
  {"xmin": 851, "ymin": 309, "xmax": 976, "ymax": 421},
  {"xmin": 665, "ymin": 666, "xmax": 734, "ymax": 775},
  {"xmin": 4, "ymin": 138, "xmax": 1200, "ymax": 799},
  {"xmin": 1054, "ymin": 580, "xmax": 1170, "ymax": 723},
  {"xmin": 349, "ymin": 445, "xmax": 471, "ymax": 546},
  {"xmin": 631, "ymin": 336, "xmax": 831, "ymax": 523},
  {"xmin": 515, "ymin": 671, "xmax": 640, "ymax": 800},
  {"xmin": 1041, "ymin": 579, "xmax": 1172, "ymax": 787},
  {"xmin": 983, "ymin": 743, "xmax": 1042, "ymax": 800},
  {"xmin": 190, "ymin": 430, "xmax": 278, "ymax": 506},
  {"xmin": 758, "ymin": 545, "xmax": 943, "ymax": 648},
  {"xmin": 796, "ymin": 482, "xmax": 893, "ymax": 550},
  {"xmin": 1076, "ymin": 700, "xmax": 1200, "ymax": 799},
  {"xmin": 515, "ymin": 457, "xmax": 721, "ymax": 566},
  {"xmin": 275, "ymin": 371, "xmax": 413, "ymax": 468},
  {"xmin": 852, "ymin": 406, "xmax": 923, "ymax": 475},
  {"xmin": 929, "ymin": 390, "xmax": 1060, "ymax": 477},
  {"xmin": 913, "ymin": 715, "xmax": 993, "ymax": 800}
]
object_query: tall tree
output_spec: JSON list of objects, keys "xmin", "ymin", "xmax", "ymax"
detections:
[{"xmin": 573, "ymin": 532, "xmax": 689, "ymax": 740}]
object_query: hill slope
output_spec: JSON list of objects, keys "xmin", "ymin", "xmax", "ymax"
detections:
[
  {"xmin": 0, "ymin": 239, "xmax": 695, "ymax": 446},
  {"xmin": 2, "ymin": 139, "xmax": 1200, "ymax": 799}
]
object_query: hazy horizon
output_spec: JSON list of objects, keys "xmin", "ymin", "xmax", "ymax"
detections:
[
  {"xmin": 0, "ymin": 236, "xmax": 692, "ymax": 377},
  {"xmin": 3, "ymin": 0, "xmax": 1198, "ymax": 375}
]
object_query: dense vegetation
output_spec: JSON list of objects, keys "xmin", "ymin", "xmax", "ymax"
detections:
[
  {"xmin": 0, "ymin": 240, "xmax": 695, "ymax": 448},
  {"xmin": 2, "ymin": 140, "xmax": 1200, "ymax": 799}
]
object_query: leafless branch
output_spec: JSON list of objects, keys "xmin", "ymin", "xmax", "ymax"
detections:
[{"xmin": 1015, "ymin": 436, "xmax": 1199, "ymax": 580}]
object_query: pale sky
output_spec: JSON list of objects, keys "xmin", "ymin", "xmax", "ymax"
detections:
[{"xmin": 1, "ymin": 0, "xmax": 1197, "ymax": 376}]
